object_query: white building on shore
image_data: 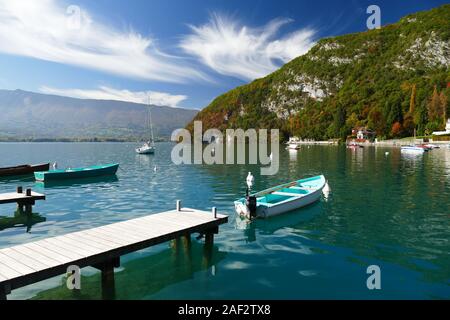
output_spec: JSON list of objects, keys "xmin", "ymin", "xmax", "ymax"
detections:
[{"xmin": 432, "ymin": 119, "xmax": 450, "ymax": 136}]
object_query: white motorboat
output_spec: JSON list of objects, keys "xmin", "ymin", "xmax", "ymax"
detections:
[{"xmin": 401, "ymin": 146, "xmax": 425, "ymax": 153}]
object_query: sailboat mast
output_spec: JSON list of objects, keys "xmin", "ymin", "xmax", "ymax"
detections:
[{"xmin": 147, "ymin": 96, "xmax": 155, "ymax": 145}]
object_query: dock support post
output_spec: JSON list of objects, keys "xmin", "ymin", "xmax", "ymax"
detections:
[
  {"xmin": 205, "ymin": 232, "xmax": 214, "ymax": 247},
  {"xmin": 182, "ymin": 234, "xmax": 192, "ymax": 258},
  {"xmin": 182, "ymin": 234, "xmax": 192, "ymax": 271},
  {"xmin": 17, "ymin": 203, "xmax": 24, "ymax": 214},
  {"xmin": 204, "ymin": 226, "xmax": 218, "ymax": 248},
  {"xmin": 101, "ymin": 264, "xmax": 115, "ymax": 300},
  {"xmin": 93, "ymin": 257, "xmax": 120, "ymax": 300},
  {"xmin": 203, "ymin": 226, "xmax": 218, "ymax": 268},
  {"xmin": 182, "ymin": 234, "xmax": 191, "ymax": 248},
  {"xmin": 0, "ymin": 284, "xmax": 10, "ymax": 300},
  {"xmin": 25, "ymin": 189, "xmax": 33, "ymax": 215},
  {"xmin": 16, "ymin": 187, "xmax": 24, "ymax": 214},
  {"xmin": 24, "ymin": 204, "xmax": 32, "ymax": 215}
]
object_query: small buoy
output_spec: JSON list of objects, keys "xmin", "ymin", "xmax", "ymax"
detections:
[
  {"xmin": 246, "ymin": 172, "xmax": 254, "ymax": 190},
  {"xmin": 153, "ymin": 166, "xmax": 157, "ymax": 172},
  {"xmin": 322, "ymin": 182, "xmax": 331, "ymax": 200},
  {"xmin": 385, "ymin": 152, "xmax": 389, "ymax": 156}
]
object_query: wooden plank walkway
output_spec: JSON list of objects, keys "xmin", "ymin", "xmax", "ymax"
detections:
[
  {"xmin": 0, "ymin": 188, "xmax": 46, "ymax": 215},
  {"xmin": 0, "ymin": 191, "xmax": 45, "ymax": 205},
  {"xmin": 0, "ymin": 203, "xmax": 227, "ymax": 299}
]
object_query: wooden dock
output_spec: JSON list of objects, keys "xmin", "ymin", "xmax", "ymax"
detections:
[
  {"xmin": 0, "ymin": 187, "xmax": 45, "ymax": 214},
  {"xmin": 0, "ymin": 202, "xmax": 227, "ymax": 300}
]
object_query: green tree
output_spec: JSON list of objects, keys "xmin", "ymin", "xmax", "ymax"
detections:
[{"xmin": 333, "ymin": 105, "xmax": 346, "ymax": 138}]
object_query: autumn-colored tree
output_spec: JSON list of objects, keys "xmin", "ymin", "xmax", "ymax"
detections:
[
  {"xmin": 391, "ymin": 122, "xmax": 403, "ymax": 137},
  {"xmin": 401, "ymin": 83, "xmax": 417, "ymax": 136},
  {"xmin": 428, "ymin": 86, "xmax": 442, "ymax": 122},
  {"xmin": 368, "ymin": 108, "xmax": 386, "ymax": 135},
  {"xmin": 440, "ymin": 92, "xmax": 448, "ymax": 127},
  {"xmin": 403, "ymin": 116, "xmax": 415, "ymax": 136},
  {"xmin": 409, "ymin": 84, "xmax": 416, "ymax": 115}
]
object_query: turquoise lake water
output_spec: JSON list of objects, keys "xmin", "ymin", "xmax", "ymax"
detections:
[{"xmin": 0, "ymin": 142, "xmax": 449, "ymax": 299}]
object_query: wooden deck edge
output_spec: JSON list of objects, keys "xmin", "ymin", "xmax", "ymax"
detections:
[{"xmin": 0, "ymin": 213, "xmax": 228, "ymax": 292}]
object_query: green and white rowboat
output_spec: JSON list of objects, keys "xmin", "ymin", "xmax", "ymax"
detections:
[
  {"xmin": 234, "ymin": 175, "xmax": 327, "ymax": 218},
  {"xmin": 34, "ymin": 163, "xmax": 119, "ymax": 182}
]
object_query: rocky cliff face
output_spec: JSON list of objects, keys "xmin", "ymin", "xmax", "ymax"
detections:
[{"xmin": 189, "ymin": 5, "xmax": 450, "ymax": 140}]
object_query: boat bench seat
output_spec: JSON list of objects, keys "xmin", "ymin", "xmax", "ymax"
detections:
[
  {"xmin": 290, "ymin": 186, "xmax": 315, "ymax": 190},
  {"xmin": 272, "ymin": 191, "xmax": 303, "ymax": 197}
]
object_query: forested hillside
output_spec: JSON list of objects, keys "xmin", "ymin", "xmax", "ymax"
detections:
[{"xmin": 189, "ymin": 5, "xmax": 450, "ymax": 140}]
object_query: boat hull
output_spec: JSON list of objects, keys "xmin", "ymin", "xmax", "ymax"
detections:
[
  {"xmin": 401, "ymin": 146, "xmax": 425, "ymax": 153},
  {"xmin": 256, "ymin": 188, "xmax": 323, "ymax": 218},
  {"xmin": 0, "ymin": 163, "xmax": 50, "ymax": 178},
  {"xmin": 287, "ymin": 143, "xmax": 300, "ymax": 150},
  {"xmin": 136, "ymin": 146, "xmax": 155, "ymax": 154},
  {"xmin": 34, "ymin": 164, "xmax": 119, "ymax": 181}
]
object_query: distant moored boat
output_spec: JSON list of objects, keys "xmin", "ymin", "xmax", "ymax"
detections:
[
  {"xmin": 423, "ymin": 143, "xmax": 439, "ymax": 149},
  {"xmin": 136, "ymin": 96, "xmax": 156, "ymax": 155},
  {"xmin": 34, "ymin": 163, "xmax": 119, "ymax": 181},
  {"xmin": 136, "ymin": 142, "xmax": 155, "ymax": 154},
  {"xmin": 0, "ymin": 163, "xmax": 50, "ymax": 178},
  {"xmin": 401, "ymin": 146, "xmax": 425, "ymax": 153}
]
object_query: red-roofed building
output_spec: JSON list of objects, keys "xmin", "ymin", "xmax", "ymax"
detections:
[{"xmin": 350, "ymin": 127, "xmax": 376, "ymax": 143}]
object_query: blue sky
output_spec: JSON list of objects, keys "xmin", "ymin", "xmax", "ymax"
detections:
[{"xmin": 0, "ymin": 0, "xmax": 447, "ymax": 109}]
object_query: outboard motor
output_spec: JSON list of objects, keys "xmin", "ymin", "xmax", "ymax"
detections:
[
  {"xmin": 242, "ymin": 172, "xmax": 257, "ymax": 219},
  {"xmin": 247, "ymin": 196, "xmax": 257, "ymax": 218}
]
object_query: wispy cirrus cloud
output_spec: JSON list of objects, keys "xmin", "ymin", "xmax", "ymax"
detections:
[
  {"xmin": 179, "ymin": 14, "xmax": 317, "ymax": 80},
  {"xmin": 39, "ymin": 86, "xmax": 188, "ymax": 108},
  {"xmin": 0, "ymin": 0, "xmax": 208, "ymax": 83}
]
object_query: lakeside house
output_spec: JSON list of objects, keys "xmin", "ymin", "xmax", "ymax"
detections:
[
  {"xmin": 349, "ymin": 127, "xmax": 376, "ymax": 143},
  {"xmin": 432, "ymin": 119, "xmax": 450, "ymax": 136}
]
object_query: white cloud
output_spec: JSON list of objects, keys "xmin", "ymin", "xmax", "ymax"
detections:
[
  {"xmin": 0, "ymin": 0, "xmax": 208, "ymax": 83},
  {"xmin": 179, "ymin": 14, "xmax": 316, "ymax": 80},
  {"xmin": 39, "ymin": 86, "xmax": 188, "ymax": 108}
]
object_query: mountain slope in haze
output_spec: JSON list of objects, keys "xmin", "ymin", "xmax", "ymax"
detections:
[
  {"xmin": 189, "ymin": 5, "xmax": 450, "ymax": 140},
  {"xmin": 0, "ymin": 89, "xmax": 198, "ymax": 140}
]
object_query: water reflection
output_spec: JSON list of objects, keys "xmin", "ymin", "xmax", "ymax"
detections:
[
  {"xmin": 32, "ymin": 240, "xmax": 226, "ymax": 300},
  {"xmin": 288, "ymin": 149, "xmax": 298, "ymax": 162},
  {"xmin": 235, "ymin": 202, "xmax": 323, "ymax": 243},
  {"xmin": 0, "ymin": 175, "xmax": 35, "ymax": 184},
  {"xmin": 0, "ymin": 143, "xmax": 448, "ymax": 299},
  {"xmin": 0, "ymin": 210, "xmax": 46, "ymax": 233}
]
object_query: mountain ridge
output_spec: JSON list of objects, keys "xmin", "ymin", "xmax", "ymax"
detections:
[
  {"xmin": 0, "ymin": 89, "xmax": 198, "ymax": 140},
  {"xmin": 188, "ymin": 4, "xmax": 450, "ymax": 140}
]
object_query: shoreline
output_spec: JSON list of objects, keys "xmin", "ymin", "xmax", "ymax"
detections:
[{"xmin": 0, "ymin": 138, "xmax": 169, "ymax": 143}]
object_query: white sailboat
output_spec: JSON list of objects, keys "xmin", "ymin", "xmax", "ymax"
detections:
[{"xmin": 136, "ymin": 98, "xmax": 155, "ymax": 155}]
